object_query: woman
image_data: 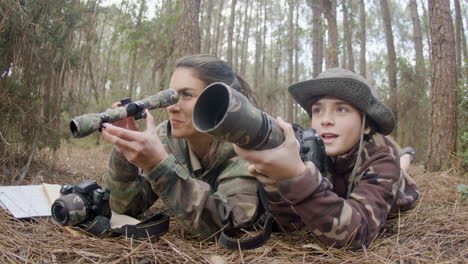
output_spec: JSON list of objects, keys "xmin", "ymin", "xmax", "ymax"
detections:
[{"xmin": 101, "ymin": 54, "xmax": 259, "ymax": 240}]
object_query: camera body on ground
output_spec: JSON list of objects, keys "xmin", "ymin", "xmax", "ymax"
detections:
[{"xmin": 51, "ymin": 180, "xmax": 111, "ymax": 226}]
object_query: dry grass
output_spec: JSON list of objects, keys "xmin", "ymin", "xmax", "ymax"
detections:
[{"xmin": 0, "ymin": 143, "xmax": 467, "ymax": 264}]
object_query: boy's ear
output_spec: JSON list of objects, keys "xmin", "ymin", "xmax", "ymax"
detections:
[{"xmin": 364, "ymin": 127, "xmax": 371, "ymax": 135}]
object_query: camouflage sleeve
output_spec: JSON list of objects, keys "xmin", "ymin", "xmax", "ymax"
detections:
[
  {"xmin": 101, "ymin": 149, "xmax": 158, "ymax": 217},
  {"xmin": 145, "ymin": 154, "xmax": 259, "ymax": 240},
  {"xmin": 267, "ymin": 147, "xmax": 402, "ymax": 249}
]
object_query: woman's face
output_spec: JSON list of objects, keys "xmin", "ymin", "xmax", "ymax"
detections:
[{"xmin": 167, "ymin": 67, "xmax": 207, "ymax": 139}]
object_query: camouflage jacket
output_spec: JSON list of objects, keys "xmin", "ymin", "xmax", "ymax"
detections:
[
  {"xmin": 266, "ymin": 133, "xmax": 419, "ymax": 249},
  {"xmin": 102, "ymin": 120, "xmax": 259, "ymax": 239}
]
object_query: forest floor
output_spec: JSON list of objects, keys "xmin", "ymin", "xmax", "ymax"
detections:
[{"xmin": 0, "ymin": 141, "xmax": 467, "ymax": 264}]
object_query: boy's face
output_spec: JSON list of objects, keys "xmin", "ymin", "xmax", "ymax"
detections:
[{"xmin": 310, "ymin": 96, "xmax": 370, "ymax": 157}]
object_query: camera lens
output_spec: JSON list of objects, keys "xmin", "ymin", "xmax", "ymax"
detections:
[
  {"xmin": 51, "ymin": 194, "xmax": 88, "ymax": 226},
  {"xmin": 51, "ymin": 200, "xmax": 69, "ymax": 225}
]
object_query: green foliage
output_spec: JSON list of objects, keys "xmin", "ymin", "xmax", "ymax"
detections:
[
  {"xmin": 461, "ymin": 132, "xmax": 468, "ymax": 164},
  {"xmin": 457, "ymin": 71, "xmax": 468, "ymax": 165},
  {"xmin": 0, "ymin": 0, "xmax": 82, "ymax": 165},
  {"xmin": 456, "ymin": 184, "xmax": 468, "ymax": 199}
]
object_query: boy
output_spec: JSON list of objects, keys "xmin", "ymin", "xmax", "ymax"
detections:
[{"xmin": 234, "ymin": 68, "xmax": 419, "ymax": 249}]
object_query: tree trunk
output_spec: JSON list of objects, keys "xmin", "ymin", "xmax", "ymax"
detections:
[
  {"xmin": 240, "ymin": 0, "xmax": 252, "ymax": 77},
  {"xmin": 410, "ymin": 0, "xmax": 426, "ymax": 88},
  {"xmin": 202, "ymin": 0, "xmax": 213, "ymax": 54},
  {"xmin": 175, "ymin": 0, "xmax": 201, "ymax": 57},
  {"xmin": 342, "ymin": 0, "xmax": 354, "ymax": 71},
  {"xmin": 294, "ymin": 2, "xmax": 299, "ymax": 83},
  {"xmin": 408, "ymin": 0, "xmax": 427, "ymax": 156},
  {"xmin": 212, "ymin": 1, "xmax": 224, "ymax": 56},
  {"xmin": 426, "ymin": 0, "xmax": 457, "ymax": 171},
  {"xmin": 461, "ymin": 14, "xmax": 468, "ymax": 67},
  {"xmin": 321, "ymin": 0, "xmax": 338, "ymax": 68},
  {"xmin": 254, "ymin": 0, "xmax": 261, "ymax": 89},
  {"xmin": 293, "ymin": 2, "xmax": 301, "ymax": 122},
  {"xmin": 359, "ymin": 0, "xmax": 366, "ymax": 77},
  {"xmin": 128, "ymin": 0, "xmax": 146, "ymax": 97},
  {"xmin": 234, "ymin": 10, "xmax": 243, "ymax": 72},
  {"xmin": 262, "ymin": 1, "xmax": 267, "ymax": 82},
  {"xmin": 287, "ymin": 0, "xmax": 294, "ymax": 122},
  {"xmin": 420, "ymin": 0, "xmax": 432, "ymax": 64},
  {"xmin": 379, "ymin": 0, "xmax": 398, "ymax": 130},
  {"xmin": 454, "ymin": 0, "xmax": 462, "ymax": 78},
  {"xmin": 308, "ymin": 0, "xmax": 323, "ymax": 77},
  {"xmin": 226, "ymin": 0, "xmax": 237, "ymax": 66}
]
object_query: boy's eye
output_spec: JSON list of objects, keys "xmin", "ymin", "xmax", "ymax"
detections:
[
  {"xmin": 312, "ymin": 107, "xmax": 321, "ymax": 114},
  {"xmin": 337, "ymin": 107, "xmax": 347, "ymax": 112}
]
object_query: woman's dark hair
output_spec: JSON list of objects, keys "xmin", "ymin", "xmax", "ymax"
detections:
[
  {"xmin": 173, "ymin": 54, "xmax": 256, "ymax": 167},
  {"xmin": 174, "ymin": 54, "xmax": 257, "ymax": 105}
]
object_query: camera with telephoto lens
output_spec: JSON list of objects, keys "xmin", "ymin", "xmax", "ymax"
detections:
[
  {"xmin": 51, "ymin": 180, "xmax": 111, "ymax": 226},
  {"xmin": 193, "ymin": 82, "xmax": 327, "ymax": 176}
]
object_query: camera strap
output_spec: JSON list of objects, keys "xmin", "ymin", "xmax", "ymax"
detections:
[
  {"xmin": 75, "ymin": 212, "xmax": 170, "ymax": 240},
  {"xmin": 218, "ymin": 182, "xmax": 274, "ymax": 250}
]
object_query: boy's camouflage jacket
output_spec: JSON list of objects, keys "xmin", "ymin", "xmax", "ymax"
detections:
[
  {"xmin": 266, "ymin": 133, "xmax": 419, "ymax": 249},
  {"xmin": 102, "ymin": 120, "xmax": 259, "ymax": 239}
]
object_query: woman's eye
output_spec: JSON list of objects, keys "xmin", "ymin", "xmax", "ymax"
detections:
[{"xmin": 182, "ymin": 92, "xmax": 192, "ymax": 98}]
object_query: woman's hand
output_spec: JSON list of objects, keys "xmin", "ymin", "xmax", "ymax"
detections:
[
  {"xmin": 111, "ymin": 102, "xmax": 140, "ymax": 131},
  {"xmin": 101, "ymin": 109, "xmax": 168, "ymax": 172},
  {"xmin": 234, "ymin": 117, "xmax": 306, "ymax": 185}
]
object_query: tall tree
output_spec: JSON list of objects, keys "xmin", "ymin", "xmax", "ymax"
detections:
[
  {"xmin": 308, "ymin": 0, "xmax": 323, "ymax": 77},
  {"xmin": 202, "ymin": 0, "xmax": 213, "ymax": 54},
  {"xmin": 321, "ymin": 0, "xmax": 339, "ymax": 68},
  {"xmin": 234, "ymin": 9, "xmax": 243, "ymax": 72},
  {"xmin": 254, "ymin": 0, "xmax": 262, "ymax": 89},
  {"xmin": 420, "ymin": 0, "xmax": 432, "ymax": 64},
  {"xmin": 262, "ymin": 1, "xmax": 268, "ymax": 81},
  {"xmin": 342, "ymin": 0, "xmax": 355, "ymax": 71},
  {"xmin": 379, "ymin": 0, "xmax": 398, "ymax": 129},
  {"xmin": 226, "ymin": 0, "xmax": 237, "ymax": 66},
  {"xmin": 240, "ymin": 0, "xmax": 252, "ymax": 76},
  {"xmin": 287, "ymin": 0, "xmax": 294, "ymax": 122},
  {"xmin": 426, "ymin": 0, "xmax": 457, "ymax": 171},
  {"xmin": 128, "ymin": 0, "xmax": 146, "ymax": 98},
  {"xmin": 410, "ymin": 0, "xmax": 426, "ymax": 88},
  {"xmin": 453, "ymin": 0, "xmax": 462, "ymax": 78},
  {"xmin": 358, "ymin": 0, "xmax": 366, "ymax": 77},
  {"xmin": 175, "ymin": 0, "xmax": 201, "ymax": 57},
  {"xmin": 408, "ymin": 0, "xmax": 427, "ymax": 154}
]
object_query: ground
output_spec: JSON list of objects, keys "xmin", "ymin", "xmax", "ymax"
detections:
[{"xmin": 0, "ymin": 141, "xmax": 466, "ymax": 263}]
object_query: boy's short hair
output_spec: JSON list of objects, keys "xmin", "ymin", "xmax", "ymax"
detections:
[{"xmin": 288, "ymin": 68, "xmax": 396, "ymax": 135}]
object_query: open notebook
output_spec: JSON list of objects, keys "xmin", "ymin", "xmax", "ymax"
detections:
[{"xmin": 0, "ymin": 183, "xmax": 140, "ymax": 229}]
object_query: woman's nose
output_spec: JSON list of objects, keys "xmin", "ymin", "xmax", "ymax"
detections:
[{"xmin": 167, "ymin": 100, "xmax": 181, "ymax": 112}]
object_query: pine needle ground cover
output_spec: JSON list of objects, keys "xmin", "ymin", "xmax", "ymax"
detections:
[{"xmin": 0, "ymin": 144, "xmax": 466, "ymax": 264}]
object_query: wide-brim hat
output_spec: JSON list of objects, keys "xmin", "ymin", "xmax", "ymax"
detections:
[{"xmin": 288, "ymin": 68, "xmax": 395, "ymax": 135}]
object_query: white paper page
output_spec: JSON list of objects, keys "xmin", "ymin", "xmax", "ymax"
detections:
[{"xmin": 0, "ymin": 185, "xmax": 59, "ymax": 218}]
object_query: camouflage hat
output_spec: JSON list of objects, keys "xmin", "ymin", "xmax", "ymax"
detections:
[{"xmin": 288, "ymin": 68, "xmax": 396, "ymax": 135}]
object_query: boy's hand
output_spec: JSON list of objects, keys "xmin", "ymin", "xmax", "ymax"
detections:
[
  {"xmin": 234, "ymin": 117, "xmax": 306, "ymax": 185},
  {"xmin": 101, "ymin": 109, "xmax": 168, "ymax": 172}
]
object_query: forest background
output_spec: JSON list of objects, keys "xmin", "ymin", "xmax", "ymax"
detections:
[
  {"xmin": 0, "ymin": 0, "xmax": 467, "ymax": 263},
  {"xmin": 0, "ymin": 0, "xmax": 467, "ymax": 193}
]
